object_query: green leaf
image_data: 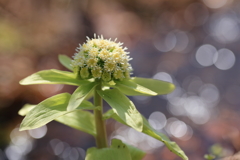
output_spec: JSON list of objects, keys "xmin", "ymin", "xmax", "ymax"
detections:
[
  {"xmin": 20, "ymin": 69, "xmax": 90, "ymax": 86},
  {"xmin": 67, "ymin": 82, "xmax": 97, "ymax": 111},
  {"xmin": 86, "ymin": 139, "xmax": 132, "ymax": 160},
  {"xmin": 18, "ymin": 104, "xmax": 36, "ymax": 116},
  {"xmin": 58, "ymin": 54, "xmax": 73, "ymax": 71},
  {"xmin": 141, "ymin": 117, "xmax": 188, "ymax": 160},
  {"xmin": 103, "ymin": 110, "xmax": 188, "ymax": 160},
  {"xmin": 111, "ymin": 139, "xmax": 146, "ymax": 160},
  {"xmin": 18, "ymin": 100, "xmax": 96, "ymax": 136},
  {"xmin": 55, "ymin": 110, "xmax": 96, "ymax": 136},
  {"xmin": 114, "ymin": 80, "xmax": 157, "ymax": 96},
  {"xmin": 126, "ymin": 144, "xmax": 146, "ymax": 160},
  {"xmin": 20, "ymin": 93, "xmax": 95, "ymax": 131},
  {"xmin": 98, "ymin": 89, "xmax": 143, "ymax": 132},
  {"xmin": 18, "ymin": 100, "xmax": 94, "ymax": 116},
  {"xmin": 127, "ymin": 77, "xmax": 175, "ymax": 95}
]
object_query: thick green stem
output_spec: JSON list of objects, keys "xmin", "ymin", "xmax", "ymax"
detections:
[{"xmin": 94, "ymin": 83, "xmax": 108, "ymax": 148}]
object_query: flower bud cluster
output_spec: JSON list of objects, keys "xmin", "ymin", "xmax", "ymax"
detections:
[{"xmin": 71, "ymin": 35, "xmax": 132, "ymax": 81}]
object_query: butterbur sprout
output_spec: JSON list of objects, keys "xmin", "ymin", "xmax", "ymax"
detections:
[{"xmin": 18, "ymin": 34, "xmax": 188, "ymax": 160}]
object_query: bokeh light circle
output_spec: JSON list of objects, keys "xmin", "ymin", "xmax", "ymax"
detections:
[
  {"xmin": 196, "ymin": 44, "xmax": 217, "ymax": 67},
  {"xmin": 203, "ymin": 0, "xmax": 228, "ymax": 9},
  {"xmin": 213, "ymin": 48, "xmax": 235, "ymax": 70}
]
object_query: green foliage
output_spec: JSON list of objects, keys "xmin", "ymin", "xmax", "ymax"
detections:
[
  {"xmin": 19, "ymin": 69, "xmax": 91, "ymax": 86},
  {"xmin": 98, "ymin": 89, "xmax": 143, "ymax": 132},
  {"xmin": 18, "ymin": 104, "xmax": 36, "ymax": 116},
  {"xmin": 114, "ymin": 79, "xmax": 157, "ymax": 96},
  {"xmin": 58, "ymin": 54, "xmax": 73, "ymax": 71},
  {"xmin": 126, "ymin": 143, "xmax": 146, "ymax": 160},
  {"xmin": 67, "ymin": 82, "xmax": 97, "ymax": 111},
  {"xmin": 19, "ymin": 102, "xmax": 96, "ymax": 136},
  {"xmin": 86, "ymin": 140, "xmax": 131, "ymax": 160},
  {"xmin": 103, "ymin": 110, "xmax": 188, "ymax": 160},
  {"xmin": 86, "ymin": 139, "xmax": 145, "ymax": 160},
  {"xmin": 20, "ymin": 93, "xmax": 95, "ymax": 131},
  {"xmin": 18, "ymin": 53, "xmax": 188, "ymax": 160},
  {"xmin": 55, "ymin": 110, "xmax": 96, "ymax": 136},
  {"xmin": 130, "ymin": 77, "xmax": 175, "ymax": 95},
  {"xmin": 19, "ymin": 103, "xmax": 96, "ymax": 136},
  {"xmin": 141, "ymin": 116, "xmax": 188, "ymax": 160}
]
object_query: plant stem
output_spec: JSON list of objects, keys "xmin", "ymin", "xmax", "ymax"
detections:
[{"xmin": 94, "ymin": 83, "xmax": 108, "ymax": 148}]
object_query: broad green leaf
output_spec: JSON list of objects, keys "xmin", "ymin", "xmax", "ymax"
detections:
[
  {"xmin": 78, "ymin": 100, "xmax": 95, "ymax": 108},
  {"xmin": 111, "ymin": 139, "xmax": 146, "ymax": 160},
  {"xmin": 20, "ymin": 93, "xmax": 95, "ymax": 131},
  {"xmin": 127, "ymin": 77, "xmax": 175, "ymax": 95},
  {"xmin": 86, "ymin": 139, "xmax": 132, "ymax": 160},
  {"xmin": 67, "ymin": 82, "xmax": 97, "ymax": 111},
  {"xmin": 103, "ymin": 110, "xmax": 188, "ymax": 160},
  {"xmin": 58, "ymin": 54, "xmax": 73, "ymax": 71},
  {"xmin": 126, "ymin": 144, "xmax": 146, "ymax": 160},
  {"xmin": 55, "ymin": 110, "xmax": 96, "ymax": 136},
  {"xmin": 18, "ymin": 100, "xmax": 94, "ymax": 116},
  {"xmin": 98, "ymin": 89, "xmax": 143, "ymax": 132},
  {"xmin": 20, "ymin": 69, "xmax": 89, "ymax": 86},
  {"xmin": 18, "ymin": 104, "xmax": 36, "ymax": 116},
  {"xmin": 114, "ymin": 80, "xmax": 157, "ymax": 96},
  {"xmin": 141, "ymin": 117, "xmax": 188, "ymax": 160},
  {"xmin": 18, "ymin": 100, "xmax": 96, "ymax": 136},
  {"xmin": 84, "ymin": 87, "xmax": 95, "ymax": 100}
]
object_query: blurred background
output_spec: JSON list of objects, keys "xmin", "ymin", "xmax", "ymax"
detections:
[{"xmin": 0, "ymin": 0, "xmax": 240, "ymax": 159}]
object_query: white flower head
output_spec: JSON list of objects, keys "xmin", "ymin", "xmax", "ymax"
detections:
[{"xmin": 71, "ymin": 34, "xmax": 133, "ymax": 81}]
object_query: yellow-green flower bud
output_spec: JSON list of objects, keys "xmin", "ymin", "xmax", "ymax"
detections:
[
  {"xmin": 80, "ymin": 67, "xmax": 89, "ymax": 79},
  {"xmin": 124, "ymin": 71, "xmax": 131, "ymax": 79},
  {"xmin": 71, "ymin": 34, "xmax": 133, "ymax": 81},
  {"xmin": 91, "ymin": 66, "xmax": 102, "ymax": 78},
  {"xmin": 113, "ymin": 69, "xmax": 124, "ymax": 80},
  {"xmin": 102, "ymin": 71, "xmax": 111, "ymax": 82}
]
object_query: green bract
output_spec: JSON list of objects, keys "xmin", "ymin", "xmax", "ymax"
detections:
[{"xmin": 18, "ymin": 35, "xmax": 188, "ymax": 160}]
